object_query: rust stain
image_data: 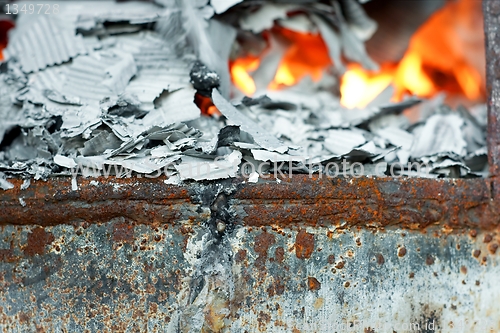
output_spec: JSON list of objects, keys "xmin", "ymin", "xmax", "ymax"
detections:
[
  {"xmin": 0, "ymin": 175, "xmax": 497, "ymax": 232},
  {"xmin": 254, "ymin": 230, "xmax": 276, "ymax": 271},
  {"xmin": 179, "ymin": 225, "xmax": 193, "ymax": 235},
  {"xmin": 235, "ymin": 176, "xmax": 499, "ymax": 231},
  {"xmin": 376, "ymin": 253, "xmax": 385, "ymax": 265},
  {"xmin": 398, "ymin": 247, "xmax": 407, "ymax": 257},
  {"xmin": 149, "ymin": 302, "xmax": 158, "ymax": 314},
  {"xmin": 274, "ymin": 247, "xmax": 285, "ymax": 263},
  {"xmin": 0, "ymin": 241, "xmax": 17, "ymax": 263},
  {"xmin": 327, "ymin": 254, "xmax": 335, "ymax": 264},
  {"xmin": 257, "ymin": 311, "xmax": 271, "ymax": 331},
  {"xmin": 18, "ymin": 312, "xmax": 29, "ymax": 324},
  {"xmin": 488, "ymin": 243, "xmax": 498, "ymax": 254},
  {"xmin": 314, "ymin": 297, "xmax": 324, "ymax": 309},
  {"xmin": 24, "ymin": 227, "xmax": 55, "ymax": 256},
  {"xmin": 460, "ymin": 266, "xmax": 468, "ymax": 274},
  {"xmin": 267, "ymin": 277, "xmax": 285, "ymax": 297},
  {"xmin": 485, "ymin": 0, "xmax": 500, "ymax": 178},
  {"xmin": 0, "ymin": 177, "xmax": 194, "ymax": 226},
  {"xmin": 484, "ymin": 234, "xmax": 493, "ymax": 243},
  {"xmin": 203, "ymin": 291, "xmax": 229, "ymax": 332},
  {"xmin": 335, "ymin": 261, "xmax": 345, "ymax": 269},
  {"xmin": 235, "ymin": 249, "xmax": 247, "ymax": 263},
  {"xmin": 426, "ymin": 255, "xmax": 435, "ymax": 265},
  {"xmin": 112, "ymin": 222, "xmax": 134, "ymax": 243},
  {"xmin": 295, "ymin": 229, "xmax": 314, "ymax": 259},
  {"xmin": 181, "ymin": 235, "xmax": 190, "ymax": 252},
  {"xmin": 473, "ymin": 249, "xmax": 481, "ymax": 258},
  {"xmin": 307, "ymin": 277, "xmax": 321, "ymax": 291}
]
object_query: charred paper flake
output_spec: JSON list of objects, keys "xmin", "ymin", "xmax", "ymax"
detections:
[
  {"xmin": 210, "ymin": 0, "xmax": 243, "ymax": 14},
  {"xmin": 212, "ymin": 89, "xmax": 288, "ymax": 154},
  {"xmin": 239, "ymin": 4, "xmax": 297, "ymax": 34},
  {"xmin": 190, "ymin": 61, "xmax": 220, "ymax": 96},
  {"xmin": 0, "ymin": 172, "xmax": 14, "ymax": 191},
  {"xmin": 20, "ymin": 179, "xmax": 31, "ymax": 190},
  {"xmin": 61, "ymin": 50, "xmax": 137, "ymax": 102},
  {"xmin": 142, "ymin": 87, "xmax": 201, "ymax": 128},
  {"xmin": 324, "ymin": 129, "xmax": 367, "ymax": 156}
]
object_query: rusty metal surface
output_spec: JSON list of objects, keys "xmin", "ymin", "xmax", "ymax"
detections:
[
  {"xmin": 485, "ymin": 0, "xmax": 500, "ymax": 180},
  {"xmin": 0, "ymin": 175, "xmax": 499, "ymax": 332},
  {"xmin": 0, "ymin": 176, "xmax": 497, "ymax": 231},
  {"xmin": 0, "ymin": 177, "xmax": 202, "ymax": 226},
  {"xmin": 1, "ymin": 221, "xmax": 500, "ymax": 332}
]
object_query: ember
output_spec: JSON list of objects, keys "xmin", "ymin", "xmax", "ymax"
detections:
[{"xmin": 0, "ymin": 19, "xmax": 14, "ymax": 60}]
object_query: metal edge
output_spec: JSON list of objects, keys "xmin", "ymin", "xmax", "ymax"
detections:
[{"xmin": 0, "ymin": 176, "xmax": 497, "ymax": 231}]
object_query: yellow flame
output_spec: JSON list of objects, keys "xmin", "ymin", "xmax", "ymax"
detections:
[
  {"xmin": 230, "ymin": 58, "xmax": 260, "ymax": 96},
  {"xmin": 340, "ymin": 0, "xmax": 485, "ymax": 108},
  {"xmin": 395, "ymin": 51, "xmax": 435, "ymax": 97},
  {"xmin": 453, "ymin": 64, "xmax": 482, "ymax": 100},
  {"xmin": 273, "ymin": 64, "xmax": 296, "ymax": 86},
  {"xmin": 231, "ymin": 65, "xmax": 256, "ymax": 96},
  {"xmin": 340, "ymin": 65, "xmax": 393, "ymax": 109}
]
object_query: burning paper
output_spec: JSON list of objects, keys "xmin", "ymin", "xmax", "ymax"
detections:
[{"xmin": 0, "ymin": 0, "xmax": 489, "ymax": 188}]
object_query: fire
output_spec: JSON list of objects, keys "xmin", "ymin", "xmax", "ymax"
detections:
[
  {"xmin": 268, "ymin": 27, "xmax": 331, "ymax": 89},
  {"xmin": 340, "ymin": 64, "xmax": 394, "ymax": 109},
  {"xmin": 341, "ymin": 0, "xmax": 485, "ymax": 108},
  {"xmin": 0, "ymin": 20, "xmax": 15, "ymax": 61},
  {"xmin": 230, "ymin": 56, "xmax": 260, "ymax": 96},
  {"xmin": 230, "ymin": 27, "xmax": 331, "ymax": 94},
  {"xmin": 230, "ymin": 0, "xmax": 485, "ymax": 109},
  {"xmin": 194, "ymin": 93, "xmax": 221, "ymax": 117},
  {"xmin": 340, "ymin": 49, "xmax": 439, "ymax": 109}
]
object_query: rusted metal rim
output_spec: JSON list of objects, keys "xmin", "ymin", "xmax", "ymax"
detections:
[{"xmin": 0, "ymin": 176, "xmax": 496, "ymax": 231}]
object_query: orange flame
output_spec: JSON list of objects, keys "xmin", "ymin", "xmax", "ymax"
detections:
[
  {"xmin": 230, "ymin": 27, "xmax": 331, "ymax": 94},
  {"xmin": 340, "ymin": 49, "xmax": 439, "ymax": 108},
  {"xmin": 268, "ymin": 27, "xmax": 331, "ymax": 90},
  {"xmin": 340, "ymin": 64, "xmax": 394, "ymax": 109},
  {"xmin": 341, "ymin": 0, "xmax": 485, "ymax": 108},
  {"xmin": 0, "ymin": 20, "xmax": 15, "ymax": 61},
  {"xmin": 230, "ymin": 0, "xmax": 485, "ymax": 108},
  {"xmin": 194, "ymin": 93, "xmax": 221, "ymax": 117}
]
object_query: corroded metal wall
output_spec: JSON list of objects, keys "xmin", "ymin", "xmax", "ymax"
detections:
[{"xmin": 0, "ymin": 177, "xmax": 500, "ymax": 332}]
